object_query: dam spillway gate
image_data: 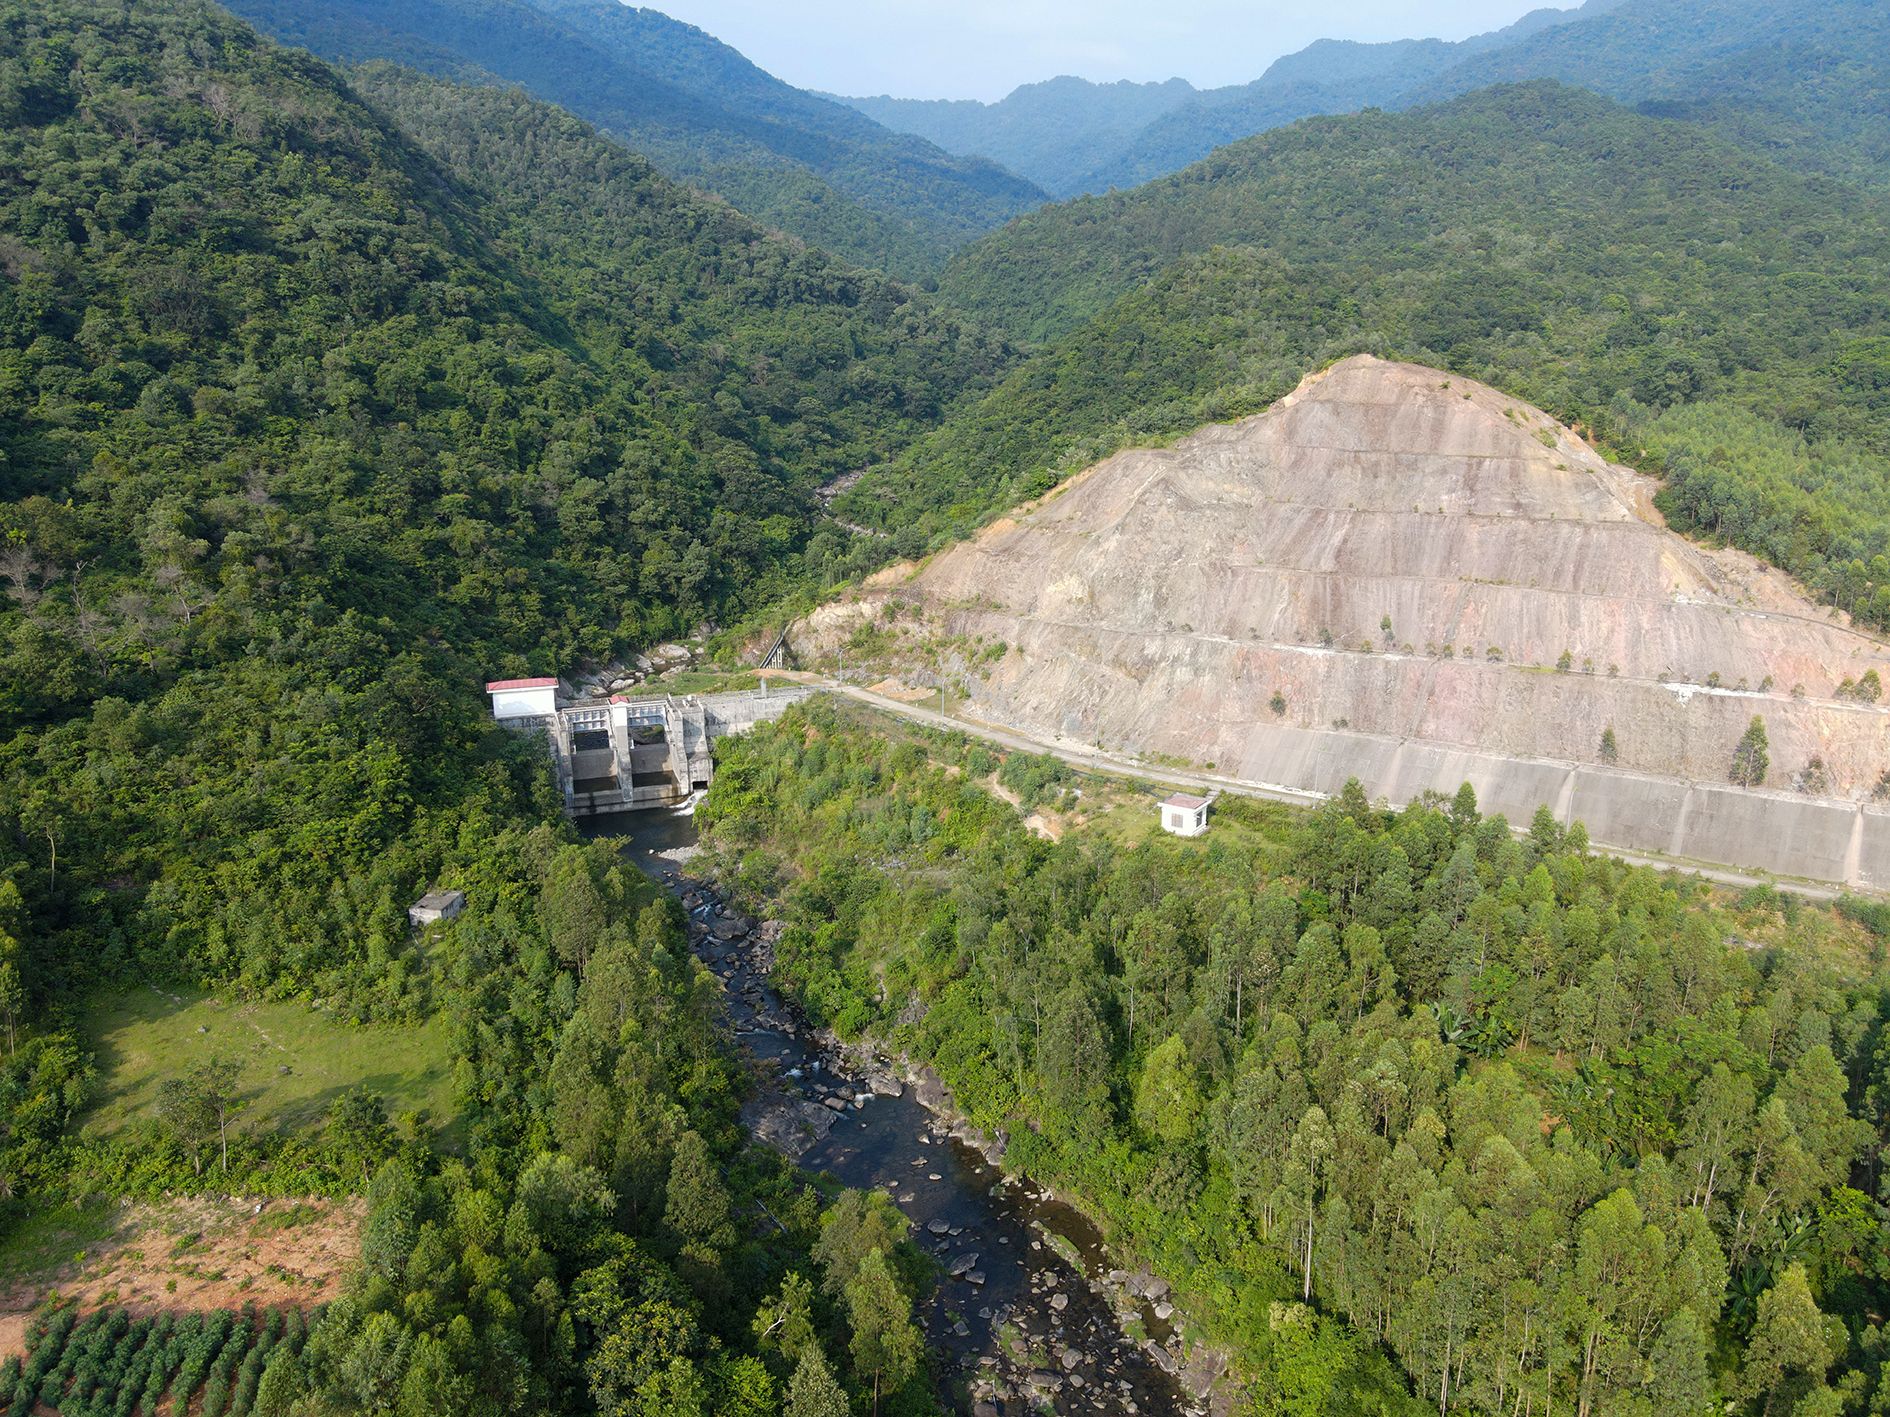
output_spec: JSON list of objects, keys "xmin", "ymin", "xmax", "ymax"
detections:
[{"xmin": 501, "ymin": 687, "xmax": 816, "ymax": 818}]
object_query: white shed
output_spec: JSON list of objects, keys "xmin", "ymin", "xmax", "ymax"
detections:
[
  {"xmin": 486, "ymin": 676, "xmax": 558, "ymax": 719},
  {"xmin": 1159, "ymin": 792, "xmax": 1211, "ymax": 836}
]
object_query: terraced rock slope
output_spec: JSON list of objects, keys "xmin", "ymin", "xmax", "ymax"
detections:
[{"xmin": 810, "ymin": 356, "xmax": 1890, "ymax": 885}]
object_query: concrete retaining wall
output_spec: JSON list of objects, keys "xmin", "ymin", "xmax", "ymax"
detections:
[
  {"xmin": 703, "ymin": 686, "xmax": 817, "ymax": 735},
  {"xmin": 1212, "ymin": 721, "xmax": 1890, "ymax": 888}
]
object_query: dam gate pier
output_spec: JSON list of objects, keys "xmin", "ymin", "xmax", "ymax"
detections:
[{"xmin": 486, "ymin": 679, "xmax": 815, "ymax": 818}]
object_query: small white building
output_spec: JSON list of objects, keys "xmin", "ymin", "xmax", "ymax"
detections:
[
  {"xmin": 1159, "ymin": 792, "xmax": 1212, "ymax": 836},
  {"xmin": 486, "ymin": 676, "xmax": 558, "ymax": 720},
  {"xmin": 409, "ymin": 889, "xmax": 466, "ymax": 928}
]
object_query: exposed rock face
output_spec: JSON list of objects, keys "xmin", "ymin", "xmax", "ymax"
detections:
[{"xmin": 805, "ymin": 357, "xmax": 1890, "ymax": 884}]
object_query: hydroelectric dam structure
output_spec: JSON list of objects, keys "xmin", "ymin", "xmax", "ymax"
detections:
[{"xmin": 485, "ymin": 678, "xmax": 815, "ymax": 818}]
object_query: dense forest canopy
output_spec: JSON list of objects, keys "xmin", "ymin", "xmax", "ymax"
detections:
[
  {"xmin": 217, "ymin": 0, "xmax": 1051, "ymax": 279},
  {"xmin": 12, "ymin": 0, "xmax": 1890, "ymax": 1415},
  {"xmin": 0, "ymin": 0, "xmax": 1008, "ymax": 1052},
  {"xmin": 698, "ymin": 702, "xmax": 1890, "ymax": 1417}
]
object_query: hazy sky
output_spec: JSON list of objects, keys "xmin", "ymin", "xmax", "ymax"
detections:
[{"xmin": 651, "ymin": 0, "xmax": 1558, "ymax": 101}]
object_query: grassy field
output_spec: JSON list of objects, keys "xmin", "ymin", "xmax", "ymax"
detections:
[{"xmin": 78, "ymin": 987, "xmax": 457, "ymax": 1143}]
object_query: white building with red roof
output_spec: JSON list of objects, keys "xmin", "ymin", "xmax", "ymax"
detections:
[{"xmin": 485, "ymin": 676, "xmax": 558, "ymax": 720}]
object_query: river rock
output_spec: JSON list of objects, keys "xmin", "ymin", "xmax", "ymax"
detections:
[
  {"xmin": 822, "ymin": 1097, "xmax": 848, "ymax": 1112},
  {"xmin": 741, "ymin": 1093, "xmax": 836, "ymax": 1158},
  {"xmin": 914, "ymin": 1067, "xmax": 951, "ymax": 1111},
  {"xmin": 1181, "ymin": 1344, "xmax": 1228, "ymax": 1400},
  {"xmin": 974, "ymin": 1405, "xmax": 999, "ymax": 1417},
  {"xmin": 1060, "ymin": 1348, "xmax": 1081, "ymax": 1370},
  {"xmin": 1154, "ymin": 1302, "xmax": 1175, "ymax": 1320},
  {"xmin": 1145, "ymin": 1342, "xmax": 1180, "ymax": 1374},
  {"xmin": 1050, "ymin": 1293, "xmax": 1068, "ymax": 1311},
  {"xmin": 928, "ymin": 1218, "xmax": 951, "ymax": 1235},
  {"xmin": 950, "ymin": 1253, "xmax": 980, "ymax": 1276},
  {"xmin": 870, "ymin": 1074, "xmax": 904, "ymax": 1097},
  {"xmin": 1027, "ymin": 1371, "xmax": 1059, "ymax": 1389},
  {"xmin": 967, "ymin": 1271, "xmax": 986, "ymax": 1285}
]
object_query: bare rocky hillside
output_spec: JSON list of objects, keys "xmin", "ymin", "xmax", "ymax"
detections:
[{"xmin": 798, "ymin": 357, "xmax": 1890, "ymax": 882}]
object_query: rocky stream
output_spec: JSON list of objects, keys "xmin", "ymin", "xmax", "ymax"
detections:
[{"xmin": 585, "ymin": 805, "xmax": 1234, "ymax": 1417}]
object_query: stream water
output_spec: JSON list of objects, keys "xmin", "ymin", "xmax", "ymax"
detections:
[{"xmin": 583, "ymin": 805, "xmax": 1198, "ymax": 1416}]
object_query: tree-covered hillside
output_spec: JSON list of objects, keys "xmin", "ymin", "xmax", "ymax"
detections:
[
  {"xmin": 1635, "ymin": 44, "xmax": 1890, "ymax": 192},
  {"xmin": 0, "ymin": 0, "xmax": 1008, "ymax": 1028},
  {"xmin": 933, "ymin": 82, "xmax": 1890, "ymax": 348},
  {"xmin": 1067, "ymin": 1, "xmax": 1611, "ymax": 196},
  {"xmin": 834, "ymin": 75, "xmax": 1200, "ymax": 200},
  {"xmin": 1404, "ymin": 0, "xmax": 1890, "ymax": 108},
  {"xmin": 697, "ymin": 700, "xmax": 1890, "ymax": 1417},
  {"xmin": 219, "ymin": 0, "xmax": 1050, "ymax": 278},
  {"xmin": 843, "ymin": 84, "xmax": 1890, "ymax": 551}
]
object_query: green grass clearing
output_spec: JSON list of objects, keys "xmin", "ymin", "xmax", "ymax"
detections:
[
  {"xmin": 0, "ymin": 1200, "xmax": 123, "ymax": 1294},
  {"xmin": 78, "ymin": 986, "xmax": 458, "ymax": 1144}
]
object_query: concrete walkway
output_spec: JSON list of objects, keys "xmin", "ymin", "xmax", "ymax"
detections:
[{"xmin": 804, "ymin": 680, "xmax": 1846, "ymax": 901}]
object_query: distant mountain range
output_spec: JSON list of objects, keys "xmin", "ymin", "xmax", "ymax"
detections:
[
  {"xmin": 835, "ymin": 0, "xmax": 1622, "ymax": 196},
  {"xmin": 217, "ymin": 0, "xmax": 1052, "ymax": 278},
  {"xmin": 836, "ymin": 0, "xmax": 1890, "ymax": 198}
]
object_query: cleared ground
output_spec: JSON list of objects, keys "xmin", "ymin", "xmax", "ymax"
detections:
[
  {"xmin": 0, "ymin": 1194, "xmax": 364, "ymax": 1357},
  {"xmin": 79, "ymin": 986, "xmax": 457, "ymax": 1143}
]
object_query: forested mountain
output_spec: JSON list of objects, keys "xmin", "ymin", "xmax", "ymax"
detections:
[
  {"xmin": 1631, "ymin": 44, "xmax": 1890, "ymax": 193},
  {"xmin": 1404, "ymin": 0, "xmax": 1890, "ymax": 106},
  {"xmin": 0, "ymin": 0, "xmax": 1008, "ymax": 1060},
  {"xmin": 833, "ymin": 0, "xmax": 1614, "ymax": 198},
  {"xmin": 844, "ymin": 0, "xmax": 1889, "ymax": 204},
  {"xmin": 699, "ymin": 702, "xmax": 1890, "ymax": 1417},
  {"xmin": 835, "ymin": 76, "xmax": 1199, "ymax": 199},
  {"xmin": 217, "ymin": 0, "xmax": 1050, "ymax": 277},
  {"xmin": 842, "ymin": 82, "xmax": 1889, "ymax": 553},
  {"xmin": 1067, "ymin": 0, "xmax": 1615, "ymax": 195}
]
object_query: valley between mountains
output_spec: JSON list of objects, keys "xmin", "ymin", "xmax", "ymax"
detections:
[{"xmin": 11, "ymin": 0, "xmax": 1890, "ymax": 1415}]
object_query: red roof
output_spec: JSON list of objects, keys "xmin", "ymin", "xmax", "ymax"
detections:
[
  {"xmin": 485, "ymin": 677, "xmax": 558, "ymax": 691},
  {"xmin": 1161, "ymin": 793, "xmax": 1211, "ymax": 810}
]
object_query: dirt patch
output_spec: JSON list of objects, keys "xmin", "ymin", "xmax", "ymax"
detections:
[
  {"xmin": 0, "ymin": 1195, "xmax": 363, "ymax": 1357},
  {"xmin": 865, "ymin": 677, "xmax": 936, "ymax": 702}
]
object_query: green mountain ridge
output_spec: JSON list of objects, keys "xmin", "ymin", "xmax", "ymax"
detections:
[
  {"xmin": 0, "ymin": 0, "xmax": 1005, "ymax": 1019},
  {"xmin": 831, "ymin": 0, "xmax": 1616, "ymax": 197},
  {"xmin": 217, "ymin": 0, "xmax": 1050, "ymax": 277},
  {"xmin": 1400, "ymin": 0, "xmax": 1890, "ymax": 106},
  {"xmin": 847, "ymin": 82, "xmax": 1890, "ymax": 580},
  {"xmin": 839, "ymin": 0, "xmax": 1890, "ymax": 205}
]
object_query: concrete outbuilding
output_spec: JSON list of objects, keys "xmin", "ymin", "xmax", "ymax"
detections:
[
  {"xmin": 486, "ymin": 677, "xmax": 558, "ymax": 720},
  {"xmin": 409, "ymin": 890, "xmax": 466, "ymax": 928},
  {"xmin": 1159, "ymin": 792, "xmax": 1211, "ymax": 836}
]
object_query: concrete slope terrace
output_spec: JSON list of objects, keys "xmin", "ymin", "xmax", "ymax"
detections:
[{"xmin": 805, "ymin": 356, "xmax": 1890, "ymax": 888}]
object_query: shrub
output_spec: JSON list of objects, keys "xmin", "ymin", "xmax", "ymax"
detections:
[
  {"xmin": 1599, "ymin": 727, "xmax": 1619, "ymax": 764},
  {"xmin": 1557, "ymin": 650, "xmax": 1573, "ymax": 671},
  {"xmin": 1269, "ymin": 690, "xmax": 1287, "ymax": 715}
]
